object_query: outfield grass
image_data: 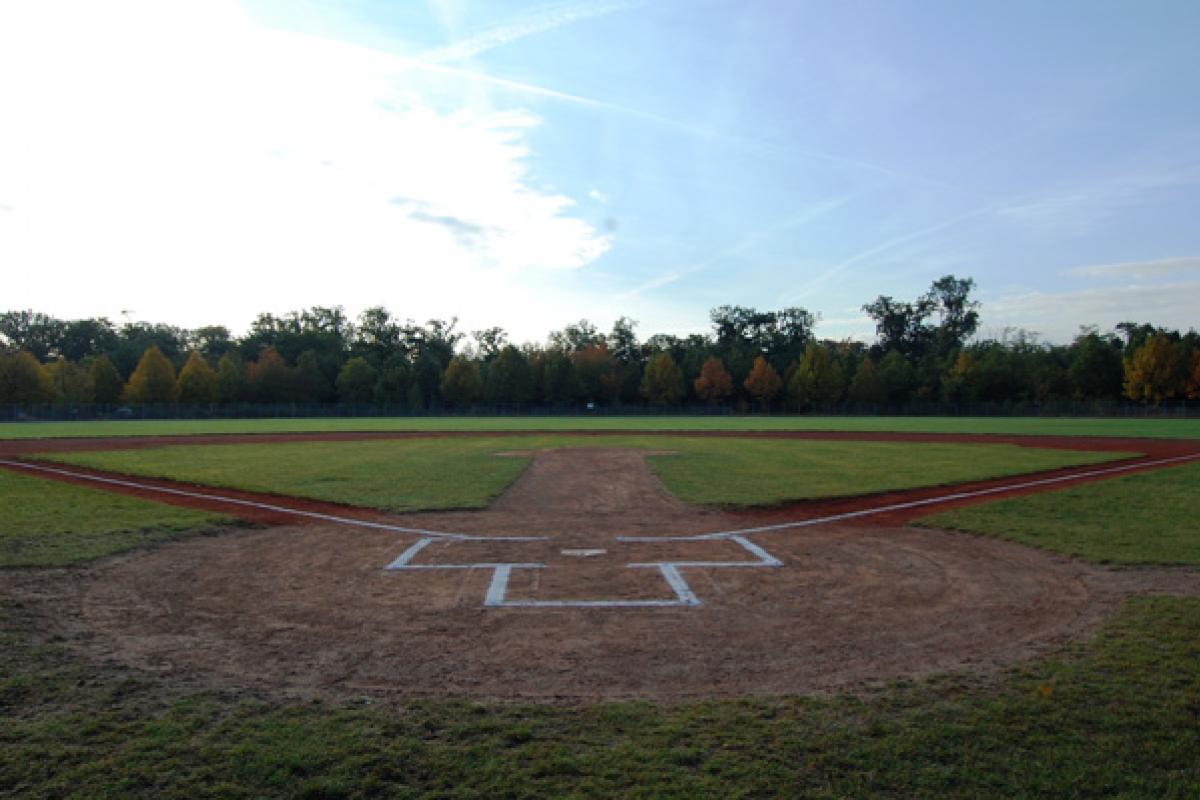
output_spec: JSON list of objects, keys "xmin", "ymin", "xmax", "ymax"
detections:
[
  {"xmin": 918, "ymin": 460, "xmax": 1200, "ymax": 565},
  {"xmin": 37, "ymin": 437, "xmax": 1126, "ymax": 511},
  {"xmin": 2, "ymin": 594, "xmax": 1197, "ymax": 797},
  {"xmin": 1, "ymin": 414, "xmax": 1198, "ymax": 439},
  {"xmin": 0, "ymin": 470, "xmax": 233, "ymax": 568}
]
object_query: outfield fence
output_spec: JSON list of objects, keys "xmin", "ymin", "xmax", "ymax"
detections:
[{"xmin": 0, "ymin": 399, "xmax": 1194, "ymax": 422}]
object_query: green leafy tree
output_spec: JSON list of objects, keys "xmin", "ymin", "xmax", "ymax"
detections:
[
  {"xmin": 743, "ymin": 355, "xmax": 782, "ymax": 409},
  {"xmin": 693, "ymin": 356, "xmax": 733, "ymax": 404},
  {"xmin": 123, "ymin": 346, "xmax": 178, "ymax": 404},
  {"xmin": 176, "ymin": 351, "xmax": 220, "ymax": 404},
  {"xmin": 46, "ymin": 358, "xmax": 93, "ymax": 406},
  {"xmin": 373, "ymin": 356, "xmax": 412, "ymax": 406},
  {"xmin": 572, "ymin": 343, "xmax": 621, "ymax": 403},
  {"xmin": 877, "ymin": 350, "xmax": 918, "ymax": 405},
  {"xmin": 641, "ymin": 352, "xmax": 685, "ymax": 405},
  {"xmin": 89, "ymin": 354, "xmax": 125, "ymax": 405},
  {"xmin": 336, "ymin": 357, "xmax": 379, "ymax": 404},
  {"xmin": 0, "ymin": 350, "xmax": 55, "ymax": 405},
  {"xmin": 1068, "ymin": 331, "xmax": 1124, "ymax": 400},
  {"xmin": 847, "ymin": 356, "xmax": 886, "ymax": 405},
  {"xmin": 787, "ymin": 346, "xmax": 845, "ymax": 408},
  {"xmin": 440, "ymin": 357, "xmax": 482, "ymax": 408},
  {"xmin": 484, "ymin": 346, "xmax": 533, "ymax": 405},
  {"xmin": 216, "ymin": 352, "xmax": 245, "ymax": 403},
  {"xmin": 535, "ymin": 350, "xmax": 579, "ymax": 405}
]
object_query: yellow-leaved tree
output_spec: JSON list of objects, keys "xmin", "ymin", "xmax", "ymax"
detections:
[{"xmin": 124, "ymin": 346, "xmax": 178, "ymax": 404}]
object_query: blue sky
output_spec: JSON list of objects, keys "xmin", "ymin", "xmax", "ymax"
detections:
[{"xmin": 3, "ymin": 0, "xmax": 1199, "ymax": 344}]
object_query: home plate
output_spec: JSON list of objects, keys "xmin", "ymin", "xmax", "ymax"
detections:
[{"xmin": 561, "ymin": 548, "xmax": 607, "ymax": 557}]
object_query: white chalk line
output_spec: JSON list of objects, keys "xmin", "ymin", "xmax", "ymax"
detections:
[
  {"xmin": 0, "ymin": 458, "xmax": 543, "ymax": 542},
  {"xmin": 387, "ymin": 532, "xmax": 780, "ymax": 608},
  {"xmin": 618, "ymin": 452, "xmax": 1200, "ymax": 542}
]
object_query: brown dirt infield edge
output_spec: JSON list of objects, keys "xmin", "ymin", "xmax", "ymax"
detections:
[{"xmin": 3, "ymin": 431, "xmax": 1199, "ymax": 704}]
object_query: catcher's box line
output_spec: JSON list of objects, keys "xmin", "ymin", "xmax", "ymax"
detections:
[
  {"xmin": 619, "ymin": 451, "xmax": 1200, "ymax": 543},
  {"xmin": 0, "ymin": 459, "xmax": 543, "ymax": 542}
]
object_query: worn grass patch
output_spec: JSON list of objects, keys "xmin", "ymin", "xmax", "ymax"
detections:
[
  {"xmin": 0, "ymin": 470, "xmax": 233, "ymax": 568},
  {"xmin": 36, "ymin": 437, "xmax": 1125, "ymax": 511},
  {"xmin": 2, "ymin": 595, "xmax": 1197, "ymax": 798},
  {"xmin": 918, "ymin": 460, "xmax": 1200, "ymax": 564},
  {"xmin": 1, "ymin": 415, "xmax": 1198, "ymax": 439}
]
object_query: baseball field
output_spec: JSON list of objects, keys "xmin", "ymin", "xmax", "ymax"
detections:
[{"xmin": 2, "ymin": 416, "xmax": 1198, "ymax": 797}]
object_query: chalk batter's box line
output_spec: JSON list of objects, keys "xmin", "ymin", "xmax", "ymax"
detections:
[{"xmin": 387, "ymin": 533, "xmax": 782, "ymax": 608}]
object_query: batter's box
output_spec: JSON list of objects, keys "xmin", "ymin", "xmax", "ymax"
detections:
[{"xmin": 384, "ymin": 534, "xmax": 782, "ymax": 608}]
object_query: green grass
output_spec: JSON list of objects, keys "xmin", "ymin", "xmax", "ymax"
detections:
[
  {"xmin": 918, "ymin": 460, "xmax": 1200, "ymax": 565},
  {"xmin": 1, "ymin": 414, "xmax": 1199, "ymax": 439},
  {"xmin": 0, "ymin": 470, "xmax": 233, "ymax": 567},
  {"xmin": 2, "ymin": 594, "xmax": 1198, "ymax": 798},
  {"xmin": 37, "ymin": 437, "xmax": 1127, "ymax": 511}
]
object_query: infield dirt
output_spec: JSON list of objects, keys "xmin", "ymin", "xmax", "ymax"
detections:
[{"xmin": 4, "ymin": 434, "xmax": 1199, "ymax": 703}]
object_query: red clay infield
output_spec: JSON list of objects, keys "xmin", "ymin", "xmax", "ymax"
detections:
[{"xmin": 3, "ymin": 430, "xmax": 1199, "ymax": 703}]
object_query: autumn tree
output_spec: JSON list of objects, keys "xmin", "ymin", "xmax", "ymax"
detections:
[
  {"xmin": 244, "ymin": 347, "xmax": 294, "ymax": 403},
  {"xmin": 693, "ymin": 356, "xmax": 733, "ymax": 404},
  {"xmin": 175, "ymin": 351, "xmax": 220, "ymax": 404},
  {"xmin": 1189, "ymin": 350, "xmax": 1200, "ymax": 400},
  {"xmin": 1124, "ymin": 334, "xmax": 1185, "ymax": 404},
  {"xmin": 0, "ymin": 350, "xmax": 54, "ymax": 405},
  {"xmin": 123, "ymin": 346, "xmax": 178, "ymax": 404},
  {"xmin": 640, "ymin": 352, "xmax": 685, "ymax": 405},
  {"xmin": 787, "ymin": 346, "xmax": 845, "ymax": 409},
  {"xmin": 572, "ymin": 343, "xmax": 621, "ymax": 403},
  {"xmin": 743, "ymin": 355, "xmax": 782, "ymax": 409},
  {"xmin": 89, "ymin": 354, "xmax": 125, "ymax": 405},
  {"xmin": 440, "ymin": 357, "xmax": 482, "ymax": 408},
  {"xmin": 336, "ymin": 357, "xmax": 379, "ymax": 404}
]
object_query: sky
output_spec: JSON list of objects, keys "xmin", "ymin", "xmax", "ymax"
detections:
[{"xmin": 3, "ymin": 0, "xmax": 1199, "ymax": 346}]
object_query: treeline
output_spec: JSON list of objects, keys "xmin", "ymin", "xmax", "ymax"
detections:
[{"xmin": 2, "ymin": 276, "xmax": 1198, "ymax": 412}]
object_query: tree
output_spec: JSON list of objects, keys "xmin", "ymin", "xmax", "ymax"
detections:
[
  {"xmin": 373, "ymin": 356, "xmax": 412, "ymax": 406},
  {"xmin": 294, "ymin": 350, "xmax": 333, "ymax": 403},
  {"xmin": 124, "ymin": 346, "xmax": 178, "ymax": 404},
  {"xmin": 440, "ymin": 357, "xmax": 482, "ymax": 408},
  {"xmin": 1067, "ymin": 330, "xmax": 1124, "ymax": 400},
  {"xmin": 244, "ymin": 347, "xmax": 294, "ymax": 404},
  {"xmin": 336, "ymin": 357, "xmax": 379, "ymax": 404},
  {"xmin": 535, "ymin": 350, "xmax": 579, "ymax": 404},
  {"xmin": 787, "ymin": 346, "xmax": 845, "ymax": 408},
  {"xmin": 743, "ymin": 355, "xmax": 782, "ymax": 409},
  {"xmin": 847, "ymin": 357, "xmax": 886, "ymax": 405},
  {"xmin": 216, "ymin": 352, "xmax": 245, "ymax": 403},
  {"xmin": 0, "ymin": 350, "xmax": 55, "ymax": 405},
  {"xmin": 640, "ymin": 352, "xmax": 685, "ymax": 405},
  {"xmin": 549, "ymin": 319, "xmax": 602, "ymax": 352},
  {"xmin": 90, "ymin": 354, "xmax": 125, "ymax": 405},
  {"xmin": 1189, "ymin": 350, "xmax": 1200, "ymax": 401},
  {"xmin": 0, "ymin": 311, "xmax": 65, "ymax": 360},
  {"xmin": 176, "ymin": 351, "xmax": 219, "ymax": 404},
  {"xmin": 877, "ymin": 350, "xmax": 917, "ymax": 405},
  {"xmin": 1124, "ymin": 334, "xmax": 1185, "ymax": 404},
  {"xmin": 45, "ymin": 358, "xmax": 93, "ymax": 406},
  {"xmin": 572, "ymin": 343, "xmax": 621, "ymax": 403},
  {"xmin": 693, "ymin": 356, "xmax": 733, "ymax": 404},
  {"xmin": 484, "ymin": 346, "xmax": 533, "ymax": 405}
]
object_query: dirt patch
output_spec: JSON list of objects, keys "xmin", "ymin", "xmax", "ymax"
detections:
[{"xmin": 7, "ymin": 443, "xmax": 1199, "ymax": 704}]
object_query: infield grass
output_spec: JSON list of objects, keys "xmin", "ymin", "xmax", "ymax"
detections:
[
  {"xmin": 0, "ymin": 470, "xmax": 233, "ymax": 568},
  {"xmin": 36, "ymin": 437, "xmax": 1127, "ymax": 511},
  {"xmin": 2, "ymin": 414, "xmax": 1199, "ymax": 439},
  {"xmin": 919, "ymin": 460, "xmax": 1200, "ymax": 564},
  {"xmin": 2, "ymin": 595, "xmax": 1197, "ymax": 798}
]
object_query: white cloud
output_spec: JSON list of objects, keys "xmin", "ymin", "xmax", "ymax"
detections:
[
  {"xmin": 2, "ymin": 0, "xmax": 611, "ymax": 338},
  {"xmin": 1064, "ymin": 255, "xmax": 1200, "ymax": 280}
]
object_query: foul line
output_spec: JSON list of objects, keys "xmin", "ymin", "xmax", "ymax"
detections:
[
  {"xmin": 619, "ymin": 452, "xmax": 1200, "ymax": 542},
  {"xmin": 0, "ymin": 458, "xmax": 544, "ymax": 542}
]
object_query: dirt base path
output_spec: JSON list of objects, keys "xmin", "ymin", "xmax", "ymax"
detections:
[{"xmin": 8, "ymin": 444, "xmax": 1198, "ymax": 703}]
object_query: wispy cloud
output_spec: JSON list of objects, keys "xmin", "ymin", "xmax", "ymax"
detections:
[
  {"xmin": 614, "ymin": 271, "xmax": 681, "ymax": 301},
  {"xmin": 423, "ymin": 0, "xmax": 637, "ymax": 63},
  {"xmin": 986, "ymin": 281, "xmax": 1200, "ymax": 340},
  {"xmin": 996, "ymin": 165, "xmax": 1200, "ymax": 234},
  {"xmin": 1064, "ymin": 255, "xmax": 1200, "ymax": 280}
]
